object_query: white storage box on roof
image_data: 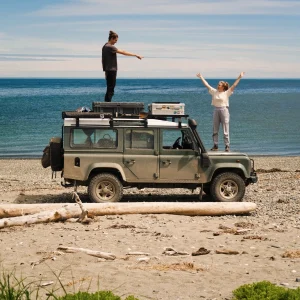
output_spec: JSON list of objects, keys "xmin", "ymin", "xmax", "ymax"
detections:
[{"xmin": 148, "ymin": 102, "xmax": 185, "ymax": 115}]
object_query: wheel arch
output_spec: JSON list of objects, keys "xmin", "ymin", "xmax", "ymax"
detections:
[
  {"xmin": 210, "ymin": 167, "xmax": 247, "ymax": 182},
  {"xmin": 87, "ymin": 163, "xmax": 126, "ymax": 183}
]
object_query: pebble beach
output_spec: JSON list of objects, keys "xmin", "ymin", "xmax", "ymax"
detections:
[{"xmin": 0, "ymin": 156, "xmax": 299, "ymax": 299}]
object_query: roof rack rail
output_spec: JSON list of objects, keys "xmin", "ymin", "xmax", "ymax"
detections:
[
  {"xmin": 62, "ymin": 111, "xmax": 142, "ymax": 119},
  {"xmin": 62, "ymin": 111, "xmax": 188, "ymax": 120}
]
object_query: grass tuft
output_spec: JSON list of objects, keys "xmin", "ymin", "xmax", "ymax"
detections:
[
  {"xmin": 0, "ymin": 267, "xmax": 140, "ymax": 300},
  {"xmin": 233, "ymin": 280, "xmax": 300, "ymax": 300},
  {"xmin": 0, "ymin": 269, "xmax": 36, "ymax": 299}
]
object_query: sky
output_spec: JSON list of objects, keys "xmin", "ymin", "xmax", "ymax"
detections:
[{"xmin": 0, "ymin": 0, "xmax": 300, "ymax": 79}]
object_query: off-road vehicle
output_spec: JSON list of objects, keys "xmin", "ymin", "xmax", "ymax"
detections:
[{"xmin": 42, "ymin": 102, "xmax": 257, "ymax": 203}]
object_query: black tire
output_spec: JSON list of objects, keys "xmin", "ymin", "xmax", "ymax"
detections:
[
  {"xmin": 88, "ymin": 173, "xmax": 123, "ymax": 203},
  {"xmin": 211, "ymin": 172, "xmax": 245, "ymax": 202}
]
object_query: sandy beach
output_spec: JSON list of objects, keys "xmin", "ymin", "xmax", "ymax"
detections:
[{"xmin": 0, "ymin": 156, "xmax": 300, "ymax": 300}]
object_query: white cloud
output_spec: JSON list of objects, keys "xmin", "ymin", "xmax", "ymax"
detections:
[
  {"xmin": 1, "ymin": 34, "xmax": 299, "ymax": 78},
  {"xmin": 24, "ymin": 20, "xmax": 245, "ymax": 33},
  {"xmin": 0, "ymin": 36, "xmax": 101, "ymax": 55},
  {"xmin": 1, "ymin": 1, "xmax": 299, "ymax": 78},
  {"xmin": 32, "ymin": 0, "xmax": 300, "ymax": 17},
  {"xmin": 1, "ymin": 47, "xmax": 299, "ymax": 78}
]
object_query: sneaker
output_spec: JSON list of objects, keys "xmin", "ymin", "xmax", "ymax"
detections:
[
  {"xmin": 225, "ymin": 145, "xmax": 230, "ymax": 152},
  {"xmin": 210, "ymin": 144, "xmax": 218, "ymax": 151}
]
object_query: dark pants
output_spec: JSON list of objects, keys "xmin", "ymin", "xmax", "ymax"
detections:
[{"xmin": 104, "ymin": 71, "xmax": 117, "ymax": 102}]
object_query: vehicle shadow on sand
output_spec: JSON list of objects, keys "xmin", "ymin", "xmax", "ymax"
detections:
[{"xmin": 14, "ymin": 190, "xmax": 212, "ymax": 204}]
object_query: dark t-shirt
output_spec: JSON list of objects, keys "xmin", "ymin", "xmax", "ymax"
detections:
[{"xmin": 102, "ymin": 43, "xmax": 118, "ymax": 71}]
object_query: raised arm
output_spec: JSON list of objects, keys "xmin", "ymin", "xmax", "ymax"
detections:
[
  {"xmin": 196, "ymin": 73, "xmax": 211, "ymax": 90},
  {"xmin": 117, "ymin": 49, "xmax": 143, "ymax": 60},
  {"xmin": 229, "ymin": 72, "xmax": 245, "ymax": 92}
]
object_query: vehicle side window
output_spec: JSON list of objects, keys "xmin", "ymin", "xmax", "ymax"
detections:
[
  {"xmin": 94, "ymin": 129, "xmax": 117, "ymax": 148},
  {"xmin": 71, "ymin": 128, "xmax": 117, "ymax": 148},
  {"xmin": 162, "ymin": 129, "xmax": 194, "ymax": 150},
  {"xmin": 181, "ymin": 131, "xmax": 195, "ymax": 150},
  {"xmin": 162, "ymin": 129, "xmax": 181, "ymax": 149},
  {"xmin": 125, "ymin": 129, "xmax": 154, "ymax": 149},
  {"xmin": 72, "ymin": 128, "xmax": 95, "ymax": 146}
]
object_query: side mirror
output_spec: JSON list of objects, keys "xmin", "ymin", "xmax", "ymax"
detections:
[{"xmin": 188, "ymin": 119, "xmax": 197, "ymax": 130}]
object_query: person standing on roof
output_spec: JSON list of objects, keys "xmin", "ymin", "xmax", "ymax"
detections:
[
  {"xmin": 102, "ymin": 30, "xmax": 143, "ymax": 102},
  {"xmin": 196, "ymin": 71, "xmax": 245, "ymax": 152}
]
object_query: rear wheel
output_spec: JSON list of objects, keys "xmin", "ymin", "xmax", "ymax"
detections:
[
  {"xmin": 211, "ymin": 172, "xmax": 245, "ymax": 202},
  {"xmin": 88, "ymin": 173, "xmax": 123, "ymax": 203}
]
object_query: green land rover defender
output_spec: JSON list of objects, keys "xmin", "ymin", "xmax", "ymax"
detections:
[{"xmin": 42, "ymin": 102, "xmax": 257, "ymax": 203}]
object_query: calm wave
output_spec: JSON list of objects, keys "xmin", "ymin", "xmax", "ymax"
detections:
[{"xmin": 0, "ymin": 78, "xmax": 299, "ymax": 157}]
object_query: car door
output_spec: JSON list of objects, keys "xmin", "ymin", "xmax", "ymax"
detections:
[
  {"xmin": 123, "ymin": 128, "xmax": 159, "ymax": 181},
  {"xmin": 159, "ymin": 128, "xmax": 200, "ymax": 181}
]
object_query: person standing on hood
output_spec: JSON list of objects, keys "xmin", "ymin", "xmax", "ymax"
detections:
[
  {"xmin": 196, "ymin": 71, "xmax": 245, "ymax": 152},
  {"xmin": 102, "ymin": 30, "xmax": 143, "ymax": 102}
]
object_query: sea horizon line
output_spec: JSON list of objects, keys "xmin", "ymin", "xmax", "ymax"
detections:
[{"xmin": 0, "ymin": 77, "xmax": 300, "ymax": 80}]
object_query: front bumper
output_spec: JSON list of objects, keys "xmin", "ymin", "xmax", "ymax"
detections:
[
  {"xmin": 248, "ymin": 171, "xmax": 258, "ymax": 184},
  {"xmin": 248, "ymin": 159, "xmax": 258, "ymax": 184}
]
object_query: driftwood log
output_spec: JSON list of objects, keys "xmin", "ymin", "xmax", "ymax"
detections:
[
  {"xmin": 0, "ymin": 202, "xmax": 257, "ymax": 218},
  {"xmin": 57, "ymin": 246, "xmax": 116, "ymax": 260},
  {"xmin": 0, "ymin": 202, "xmax": 256, "ymax": 226},
  {"xmin": 0, "ymin": 206, "xmax": 82, "ymax": 229}
]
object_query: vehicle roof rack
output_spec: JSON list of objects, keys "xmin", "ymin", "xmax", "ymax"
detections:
[
  {"xmin": 62, "ymin": 111, "xmax": 188, "ymax": 119},
  {"xmin": 62, "ymin": 111, "xmax": 189, "ymax": 128}
]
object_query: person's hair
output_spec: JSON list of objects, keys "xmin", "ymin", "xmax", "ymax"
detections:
[
  {"xmin": 219, "ymin": 81, "xmax": 230, "ymax": 91},
  {"xmin": 108, "ymin": 30, "xmax": 118, "ymax": 41}
]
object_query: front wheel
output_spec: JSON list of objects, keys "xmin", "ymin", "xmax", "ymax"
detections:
[
  {"xmin": 211, "ymin": 172, "xmax": 245, "ymax": 202},
  {"xmin": 88, "ymin": 173, "xmax": 123, "ymax": 203}
]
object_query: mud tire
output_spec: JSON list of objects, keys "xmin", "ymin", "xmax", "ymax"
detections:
[
  {"xmin": 88, "ymin": 173, "xmax": 123, "ymax": 203},
  {"xmin": 211, "ymin": 172, "xmax": 245, "ymax": 202}
]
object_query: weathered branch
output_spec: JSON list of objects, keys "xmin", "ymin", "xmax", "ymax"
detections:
[
  {"xmin": 73, "ymin": 191, "xmax": 91, "ymax": 223},
  {"xmin": 57, "ymin": 246, "xmax": 116, "ymax": 260}
]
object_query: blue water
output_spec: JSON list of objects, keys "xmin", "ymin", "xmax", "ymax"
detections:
[{"xmin": 0, "ymin": 78, "xmax": 299, "ymax": 157}]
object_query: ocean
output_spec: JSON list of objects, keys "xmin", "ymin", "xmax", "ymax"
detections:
[{"xmin": 0, "ymin": 78, "xmax": 299, "ymax": 158}]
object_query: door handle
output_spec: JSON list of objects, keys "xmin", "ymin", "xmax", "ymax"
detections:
[
  {"xmin": 162, "ymin": 160, "xmax": 171, "ymax": 166},
  {"xmin": 126, "ymin": 160, "xmax": 136, "ymax": 164}
]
